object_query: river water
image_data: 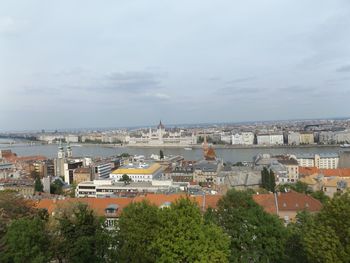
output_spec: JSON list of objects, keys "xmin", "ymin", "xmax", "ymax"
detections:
[{"xmin": 0, "ymin": 139, "xmax": 343, "ymax": 163}]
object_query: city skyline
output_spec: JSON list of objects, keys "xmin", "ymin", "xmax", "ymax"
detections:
[{"xmin": 1, "ymin": 0, "xmax": 350, "ymax": 130}]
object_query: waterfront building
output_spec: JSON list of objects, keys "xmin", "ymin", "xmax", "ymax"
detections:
[
  {"xmin": 287, "ymin": 132, "xmax": 300, "ymax": 145},
  {"xmin": 257, "ymin": 133, "xmax": 284, "ymax": 145},
  {"xmin": 110, "ymin": 162, "xmax": 163, "ymax": 182},
  {"xmin": 65, "ymin": 134, "xmax": 79, "ymax": 143},
  {"xmin": 318, "ymin": 131, "xmax": 336, "ymax": 144},
  {"xmin": 299, "ymin": 132, "xmax": 314, "ymax": 144},
  {"xmin": 294, "ymin": 153, "xmax": 339, "ymax": 169},
  {"xmin": 127, "ymin": 121, "xmax": 196, "ymax": 146},
  {"xmin": 220, "ymin": 133, "xmax": 232, "ymax": 144},
  {"xmin": 232, "ymin": 132, "xmax": 254, "ymax": 145}
]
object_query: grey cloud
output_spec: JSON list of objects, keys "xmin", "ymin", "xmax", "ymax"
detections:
[
  {"xmin": 99, "ymin": 71, "xmax": 163, "ymax": 92},
  {"xmin": 281, "ymin": 85, "xmax": 316, "ymax": 93},
  {"xmin": 336, "ymin": 65, "xmax": 350, "ymax": 73},
  {"xmin": 226, "ymin": 77, "xmax": 256, "ymax": 85},
  {"xmin": 216, "ymin": 86, "xmax": 263, "ymax": 96},
  {"xmin": 20, "ymin": 86, "xmax": 61, "ymax": 95}
]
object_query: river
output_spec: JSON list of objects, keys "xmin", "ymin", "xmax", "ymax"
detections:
[{"xmin": 0, "ymin": 139, "xmax": 344, "ymax": 163}]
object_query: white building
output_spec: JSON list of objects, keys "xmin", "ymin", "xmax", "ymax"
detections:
[
  {"xmin": 220, "ymin": 134, "xmax": 232, "ymax": 144},
  {"xmin": 257, "ymin": 133, "xmax": 284, "ymax": 145},
  {"xmin": 294, "ymin": 153, "xmax": 339, "ymax": 169},
  {"xmin": 288, "ymin": 132, "xmax": 300, "ymax": 145},
  {"xmin": 76, "ymin": 179, "xmax": 175, "ymax": 198},
  {"xmin": 110, "ymin": 162, "xmax": 163, "ymax": 182},
  {"xmin": 128, "ymin": 121, "xmax": 196, "ymax": 146},
  {"xmin": 232, "ymin": 132, "xmax": 254, "ymax": 145},
  {"xmin": 94, "ymin": 162, "xmax": 112, "ymax": 179}
]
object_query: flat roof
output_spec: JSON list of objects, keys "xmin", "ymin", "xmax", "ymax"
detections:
[{"xmin": 111, "ymin": 163, "xmax": 162, "ymax": 175}]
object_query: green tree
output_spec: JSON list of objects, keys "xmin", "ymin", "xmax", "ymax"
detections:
[
  {"xmin": 303, "ymin": 222, "xmax": 344, "ymax": 263},
  {"xmin": 151, "ymin": 198, "xmax": 230, "ymax": 262},
  {"xmin": 34, "ymin": 176, "xmax": 44, "ymax": 192},
  {"xmin": 268, "ymin": 169, "xmax": 276, "ymax": 193},
  {"xmin": 117, "ymin": 201, "xmax": 161, "ymax": 262},
  {"xmin": 119, "ymin": 174, "xmax": 132, "ymax": 185},
  {"xmin": 261, "ymin": 168, "xmax": 275, "ymax": 192},
  {"xmin": 159, "ymin": 150, "xmax": 164, "ymax": 160},
  {"xmin": 316, "ymin": 192, "xmax": 350, "ymax": 256},
  {"xmin": 207, "ymin": 189, "xmax": 287, "ymax": 262},
  {"xmin": 2, "ymin": 217, "xmax": 51, "ymax": 263},
  {"xmin": 311, "ymin": 190, "xmax": 330, "ymax": 204},
  {"xmin": 119, "ymin": 152, "xmax": 130, "ymax": 158},
  {"xmin": 261, "ymin": 167, "xmax": 269, "ymax": 190},
  {"xmin": 284, "ymin": 211, "xmax": 314, "ymax": 263},
  {"xmin": 290, "ymin": 192, "xmax": 350, "ymax": 262},
  {"xmin": 50, "ymin": 203, "xmax": 112, "ymax": 263},
  {"xmin": 50, "ymin": 179, "xmax": 64, "ymax": 195},
  {"xmin": 0, "ymin": 191, "xmax": 39, "ymax": 253}
]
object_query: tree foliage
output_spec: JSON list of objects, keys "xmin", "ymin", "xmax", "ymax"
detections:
[
  {"xmin": 261, "ymin": 167, "xmax": 276, "ymax": 192},
  {"xmin": 49, "ymin": 203, "xmax": 113, "ymax": 263},
  {"xmin": 285, "ymin": 192, "xmax": 350, "ymax": 262},
  {"xmin": 50, "ymin": 179, "xmax": 64, "ymax": 195},
  {"xmin": 119, "ymin": 174, "xmax": 132, "ymax": 185},
  {"xmin": 117, "ymin": 198, "xmax": 230, "ymax": 262},
  {"xmin": 2, "ymin": 217, "xmax": 51, "ymax": 263},
  {"xmin": 117, "ymin": 201, "xmax": 161, "ymax": 262},
  {"xmin": 310, "ymin": 190, "xmax": 330, "ymax": 204},
  {"xmin": 206, "ymin": 189, "xmax": 287, "ymax": 262},
  {"xmin": 34, "ymin": 176, "xmax": 44, "ymax": 192}
]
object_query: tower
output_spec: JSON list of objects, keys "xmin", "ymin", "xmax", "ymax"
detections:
[
  {"xmin": 66, "ymin": 141, "xmax": 72, "ymax": 158},
  {"xmin": 157, "ymin": 120, "xmax": 165, "ymax": 142},
  {"xmin": 57, "ymin": 140, "xmax": 65, "ymax": 159},
  {"xmin": 56, "ymin": 140, "xmax": 65, "ymax": 177}
]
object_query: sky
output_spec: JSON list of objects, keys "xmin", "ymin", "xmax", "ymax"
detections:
[{"xmin": 1, "ymin": 0, "xmax": 350, "ymax": 131}]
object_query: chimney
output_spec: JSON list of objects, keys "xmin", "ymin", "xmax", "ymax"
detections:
[{"xmin": 274, "ymin": 192, "xmax": 279, "ymax": 216}]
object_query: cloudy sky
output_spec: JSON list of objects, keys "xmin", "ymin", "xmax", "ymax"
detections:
[{"xmin": 1, "ymin": 0, "xmax": 350, "ymax": 130}]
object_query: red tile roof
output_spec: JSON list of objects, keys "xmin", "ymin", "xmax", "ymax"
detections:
[
  {"xmin": 35, "ymin": 194, "xmax": 222, "ymax": 217},
  {"xmin": 252, "ymin": 194, "xmax": 277, "ymax": 214},
  {"xmin": 253, "ymin": 191, "xmax": 322, "ymax": 215},
  {"xmin": 299, "ymin": 167, "xmax": 350, "ymax": 177}
]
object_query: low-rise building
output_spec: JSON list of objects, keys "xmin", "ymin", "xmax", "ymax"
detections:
[
  {"xmin": 76, "ymin": 179, "xmax": 176, "ymax": 198},
  {"xmin": 277, "ymin": 158, "xmax": 299, "ymax": 183},
  {"xmin": 110, "ymin": 162, "xmax": 163, "ymax": 182},
  {"xmin": 193, "ymin": 160, "xmax": 220, "ymax": 184},
  {"xmin": 0, "ymin": 179, "xmax": 34, "ymax": 196},
  {"xmin": 73, "ymin": 167, "xmax": 93, "ymax": 184},
  {"xmin": 36, "ymin": 193, "xmax": 223, "ymax": 229},
  {"xmin": 253, "ymin": 191, "xmax": 322, "ymax": 224},
  {"xmin": 294, "ymin": 153, "xmax": 339, "ymax": 169}
]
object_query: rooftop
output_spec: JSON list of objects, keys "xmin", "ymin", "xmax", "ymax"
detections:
[{"xmin": 111, "ymin": 162, "xmax": 162, "ymax": 175}]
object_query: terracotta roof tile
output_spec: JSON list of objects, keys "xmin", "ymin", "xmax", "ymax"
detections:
[
  {"xmin": 253, "ymin": 191, "xmax": 322, "ymax": 215},
  {"xmin": 299, "ymin": 167, "xmax": 350, "ymax": 177},
  {"xmin": 34, "ymin": 194, "xmax": 222, "ymax": 217}
]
